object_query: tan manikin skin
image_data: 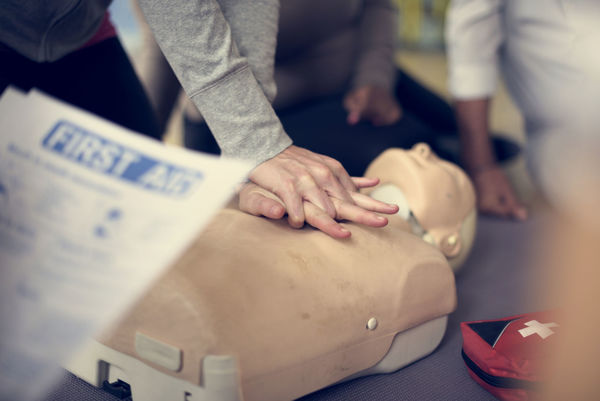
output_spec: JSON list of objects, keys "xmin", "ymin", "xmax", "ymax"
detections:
[{"xmin": 94, "ymin": 144, "xmax": 472, "ymax": 401}]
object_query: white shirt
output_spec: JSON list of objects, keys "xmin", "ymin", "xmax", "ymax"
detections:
[
  {"xmin": 446, "ymin": 0, "xmax": 600, "ymax": 136},
  {"xmin": 446, "ymin": 0, "xmax": 600, "ymax": 227}
]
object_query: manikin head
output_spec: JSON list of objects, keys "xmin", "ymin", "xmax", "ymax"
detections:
[{"xmin": 364, "ymin": 143, "xmax": 477, "ymax": 271}]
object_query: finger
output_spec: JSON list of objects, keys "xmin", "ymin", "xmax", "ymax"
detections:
[
  {"xmin": 344, "ymin": 93, "xmax": 367, "ymax": 125},
  {"xmin": 290, "ymin": 152, "xmax": 355, "ymax": 203},
  {"xmin": 372, "ymin": 111, "xmax": 398, "ymax": 127},
  {"xmin": 503, "ymin": 196, "xmax": 528, "ymax": 221},
  {"xmin": 238, "ymin": 184, "xmax": 286, "ymax": 219},
  {"xmin": 331, "ymin": 198, "xmax": 389, "ymax": 227},
  {"xmin": 372, "ymin": 116, "xmax": 386, "ymax": 127},
  {"xmin": 249, "ymin": 161, "xmax": 306, "ymax": 226},
  {"xmin": 294, "ymin": 173, "xmax": 337, "ymax": 218},
  {"xmin": 374, "ymin": 104, "xmax": 402, "ymax": 127},
  {"xmin": 512, "ymin": 204, "xmax": 528, "ymax": 221},
  {"xmin": 351, "ymin": 192, "xmax": 399, "ymax": 214},
  {"xmin": 347, "ymin": 110, "xmax": 361, "ymax": 125},
  {"xmin": 370, "ymin": 105, "xmax": 390, "ymax": 127},
  {"xmin": 352, "ymin": 176, "xmax": 380, "ymax": 189},
  {"xmin": 479, "ymin": 196, "xmax": 513, "ymax": 218},
  {"xmin": 343, "ymin": 91, "xmax": 363, "ymax": 112},
  {"xmin": 272, "ymin": 180, "xmax": 306, "ymax": 228},
  {"xmin": 285, "ymin": 146, "xmax": 357, "ymax": 194},
  {"xmin": 317, "ymin": 155, "xmax": 357, "ymax": 193},
  {"xmin": 304, "ymin": 202, "xmax": 352, "ymax": 239},
  {"xmin": 496, "ymin": 190, "xmax": 528, "ymax": 221},
  {"xmin": 391, "ymin": 103, "xmax": 402, "ymax": 121},
  {"xmin": 480, "ymin": 204, "xmax": 511, "ymax": 218},
  {"xmin": 242, "ymin": 192, "xmax": 286, "ymax": 219}
]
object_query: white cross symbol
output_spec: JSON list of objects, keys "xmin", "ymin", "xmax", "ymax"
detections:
[{"xmin": 518, "ymin": 320, "xmax": 559, "ymax": 340}]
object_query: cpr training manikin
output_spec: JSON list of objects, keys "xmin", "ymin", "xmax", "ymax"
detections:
[{"xmin": 66, "ymin": 143, "xmax": 477, "ymax": 401}]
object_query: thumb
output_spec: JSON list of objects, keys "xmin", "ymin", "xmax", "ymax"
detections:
[
  {"xmin": 344, "ymin": 91, "xmax": 368, "ymax": 125},
  {"xmin": 347, "ymin": 110, "xmax": 361, "ymax": 125},
  {"xmin": 513, "ymin": 204, "xmax": 528, "ymax": 221}
]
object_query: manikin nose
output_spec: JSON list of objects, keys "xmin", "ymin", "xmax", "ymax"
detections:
[{"xmin": 412, "ymin": 143, "xmax": 432, "ymax": 158}]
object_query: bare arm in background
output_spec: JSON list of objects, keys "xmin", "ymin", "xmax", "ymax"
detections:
[
  {"xmin": 455, "ymin": 98, "xmax": 526, "ymax": 219},
  {"xmin": 446, "ymin": 0, "xmax": 526, "ymax": 220}
]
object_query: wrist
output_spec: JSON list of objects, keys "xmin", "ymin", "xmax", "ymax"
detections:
[{"xmin": 461, "ymin": 147, "xmax": 498, "ymax": 177}]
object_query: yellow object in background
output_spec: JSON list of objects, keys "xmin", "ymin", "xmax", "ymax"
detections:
[
  {"xmin": 397, "ymin": 0, "xmax": 422, "ymax": 46},
  {"xmin": 395, "ymin": 0, "xmax": 449, "ymax": 49}
]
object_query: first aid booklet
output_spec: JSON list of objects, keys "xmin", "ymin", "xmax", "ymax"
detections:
[{"xmin": 0, "ymin": 88, "xmax": 250, "ymax": 400}]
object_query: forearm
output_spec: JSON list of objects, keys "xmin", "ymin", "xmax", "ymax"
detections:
[
  {"xmin": 454, "ymin": 98, "xmax": 497, "ymax": 172},
  {"xmin": 447, "ymin": 0, "xmax": 505, "ymax": 170},
  {"xmin": 137, "ymin": 0, "xmax": 291, "ymax": 166}
]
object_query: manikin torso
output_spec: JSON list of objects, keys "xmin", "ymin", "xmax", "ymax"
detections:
[{"xmin": 95, "ymin": 144, "xmax": 474, "ymax": 401}]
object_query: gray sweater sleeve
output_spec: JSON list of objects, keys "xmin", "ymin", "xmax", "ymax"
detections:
[
  {"xmin": 351, "ymin": 0, "xmax": 398, "ymax": 91},
  {"xmin": 137, "ymin": 0, "xmax": 292, "ymax": 166},
  {"xmin": 216, "ymin": 0, "xmax": 279, "ymax": 103}
]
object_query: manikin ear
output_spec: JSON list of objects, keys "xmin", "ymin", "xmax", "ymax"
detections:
[
  {"xmin": 364, "ymin": 145, "xmax": 477, "ymax": 273},
  {"xmin": 440, "ymin": 231, "xmax": 461, "ymax": 258},
  {"xmin": 447, "ymin": 210, "xmax": 477, "ymax": 272}
]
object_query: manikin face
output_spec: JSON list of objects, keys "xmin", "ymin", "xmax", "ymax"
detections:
[{"xmin": 365, "ymin": 143, "xmax": 477, "ymax": 271}]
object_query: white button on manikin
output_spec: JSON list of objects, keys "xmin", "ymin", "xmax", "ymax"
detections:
[{"xmin": 366, "ymin": 317, "xmax": 378, "ymax": 330}]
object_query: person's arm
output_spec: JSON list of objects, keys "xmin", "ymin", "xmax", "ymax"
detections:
[
  {"xmin": 454, "ymin": 99, "xmax": 526, "ymax": 219},
  {"xmin": 137, "ymin": 0, "xmax": 397, "ymax": 235},
  {"xmin": 454, "ymin": 98, "xmax": 496, "ymax": 173},
  {"xmin": 446, "ymin": 0, "xmax": 526, "ymax": 220},
  {"xmin": 137, "ymin": 0, "xmax": 289, "ymax": 166},
  {"xmin": 343, "ymin": 0, "xmax": 401, "ymax": 126}
]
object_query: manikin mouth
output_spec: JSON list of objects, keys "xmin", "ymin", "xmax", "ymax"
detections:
[
  {"xmin": 407, "ymin": 210, "xmax": 428, "ymax": 238},
  {"xmin": 369, "ymin": 184, "xmax": 433, "ymax": 244}
]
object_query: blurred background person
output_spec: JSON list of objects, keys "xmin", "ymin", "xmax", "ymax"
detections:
[
  {"xmin": 446, "ymin": 0, "xmax": 600, "ymax": 220},
  {"xmin": 0, "ymin": 4, "xmax": 162, "ymax": 140},
  {"xmin": 447, "ymin": 1, "xmax": 600, "ymax": 395}
]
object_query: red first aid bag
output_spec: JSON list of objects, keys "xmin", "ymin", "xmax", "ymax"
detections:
[{"xmin": 460, "ymin": 311, "xmax": 559, "ymax": 401}]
